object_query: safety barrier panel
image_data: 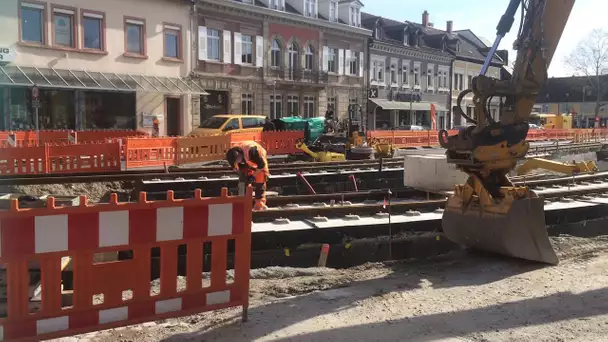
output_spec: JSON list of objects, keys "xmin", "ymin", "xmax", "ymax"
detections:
[
  {"xmin": 47, "ymin": 142, "xmax": 121, "ymax": 174},
  {"xmin": 1, "ymin": 130, "xmax": 148, "ymax": 147},
  {"xmin": 0, "ymin": 145, "xmax": 47, "ymax": 175},
  {"xmin": 0, "ymin": 188, "xmax": 253, "ymax": 341},
  {"xmin": 177, "ymin": 135, "xmax": 231, "ymax": 165},
  {"xmin": 260, "ymin": 130, "xmax": 305, "ymax": 155},
  {"xmin": 0, "ymin": 132, "xmax": 37, "ymax": 148},
  {"xmin": 125, "ymin": 138, "xmax": 178, "ymax": 169}
]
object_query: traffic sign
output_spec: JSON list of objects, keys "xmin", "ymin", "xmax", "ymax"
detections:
[
  {"xmin": 32, "ymin": 86, "xmax": 39, "ymax": 100},
  {"xmin": 32, "ymin": 100, "xmax": 41, "ymax": 109}
]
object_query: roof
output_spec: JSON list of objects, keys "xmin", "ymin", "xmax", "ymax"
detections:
[
  {"xmin": 536, "ymin": 75, "xmax": 608, "ymax": 103},
  {"xmin": 361, "ymin": 12, "xmax": 505, "ymax": 66}
]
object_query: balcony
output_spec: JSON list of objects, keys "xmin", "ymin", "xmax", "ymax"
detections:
[{"xmin": 267, "ymin": 67, "xmax": 329, "ymax": 84}]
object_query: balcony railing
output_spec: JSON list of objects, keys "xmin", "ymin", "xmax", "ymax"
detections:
[{"xmin": 267, "ymin": 67, "xmax": 329, "ymax": 84}]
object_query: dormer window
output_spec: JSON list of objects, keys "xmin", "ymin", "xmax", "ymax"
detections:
[
  {"xmin": 305, "ymin": 0, "xmax": 317, "ymax": 18},
  {"xmin": 349, "ymin": 6, "xmax": 360, "ymax": 27},
  {"xmin": 404, "ymin": 30, "xmax": 409, "ymax": 46},
  {"xmin": 270, "ymin": 0, "xmax": 284, "ymax": 10},
  {"xmin": 375, "ymin": 26, "xmax": 381, "ymax": 39},
  {"xmin": 329, "ymin": 1, "xmax": 338, "ymax": 22}
]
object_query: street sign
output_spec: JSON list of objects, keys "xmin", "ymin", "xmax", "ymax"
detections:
[
  {"xmin": 0, "ymin": 47, "xmax": 16, "ymax": 63},
  {"xmin": 32, "ymin": 100, "xmax": 41, "ymax": 109},
  {"xmin": 32, "ymin": 86, "xmax": 40, "ymax": 100}
]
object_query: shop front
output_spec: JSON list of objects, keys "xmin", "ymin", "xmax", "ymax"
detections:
[
  {"xmin": 0, "ymin": 65, "xmax": 208, "ymax": 135},
  {"xmin": 368, "ymin": 90, "xmax": 449, "ymax": 130}
]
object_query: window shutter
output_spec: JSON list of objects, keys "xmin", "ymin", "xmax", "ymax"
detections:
[
  {"xmin": 222, "ymin": 30, "xmax": 232, "ymax": 63},
  {"xmin": 345, "ymin": 50, "xmax": 351, "ymax": 75},
  {"xmin": 198, "ymin": 26, "xmax": 207, "ymax": 61},
  {"xmin": 359, "ymin": 52, "xmax": 364, "ymax": 77},
  {"xmin": 255, "ymin": 36, "xmax": 264, "ymax": 66},
  {"xmin": 322, "ymin": 46, "xmax": 329, "ymax": 72},
  {"xmin": 234, "ymin": 32, "xmax": 242, "ymax": 64},
  {"xmin": 338, "ymin": 48, "xmax": 344, "ymax": 75}
]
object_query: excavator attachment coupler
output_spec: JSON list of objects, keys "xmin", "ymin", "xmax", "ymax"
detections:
[{"xmin": 441, "ymin": 193, "xmax": 559, "ymax": 265}]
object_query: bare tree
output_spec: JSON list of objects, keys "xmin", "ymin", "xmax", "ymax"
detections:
[{"xmin": 564, "ymin": 28, "xmax": 608, "ymax": 118}]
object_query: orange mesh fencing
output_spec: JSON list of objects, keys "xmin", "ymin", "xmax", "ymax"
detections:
[
  {"xmin": 125, "ymin": 138, "xmax": 178, "ymax": 169},
  {"xmin": 0, "ymin": 187, "xmax": 253, "ymax": 341},
  {"xmin": 46, "ymin": 142, "xmax": 122, "ymax": 174},
  {"xmin": 177, "ymin": 135, "xmax": 231, "ymax": 165}
]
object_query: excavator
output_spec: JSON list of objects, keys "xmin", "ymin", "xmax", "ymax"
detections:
[{"xmin": 438, "ymin": 0, "xmax": 575, "ymax": 264}]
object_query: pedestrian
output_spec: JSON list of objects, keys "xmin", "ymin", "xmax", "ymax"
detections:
[{"xmin": 225, "ymin": 141, "xmax": 270, "ymax": 210}]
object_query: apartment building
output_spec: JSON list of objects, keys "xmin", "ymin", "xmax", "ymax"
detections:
[
  {"xmin": 0, "ymin": 0, "xmax": 204, "ymax": 135},
  {"xmin": 362, "ymin": 12, "xmax": 452, "ymax": 130},
  {"xmin": 193, "ymin": 0, "xmax": 371, "ymax": 127}
]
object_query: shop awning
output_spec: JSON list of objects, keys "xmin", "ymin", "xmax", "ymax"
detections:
[
  {"xmin": 0, "ymin": 65, "xmax": 209, "ymax": 95},
  {"xmin": 369, "ymin": 98, "xmax": 448, "ymax": 112}
]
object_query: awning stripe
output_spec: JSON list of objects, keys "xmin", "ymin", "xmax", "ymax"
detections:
[{"xmin": 0, "ymin": 65, "xmax": 209, "ymax": 95}]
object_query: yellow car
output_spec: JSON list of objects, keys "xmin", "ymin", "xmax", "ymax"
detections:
[{"xmin": 189, "ymin": 114, "xmax": 268, "ymax": 137}]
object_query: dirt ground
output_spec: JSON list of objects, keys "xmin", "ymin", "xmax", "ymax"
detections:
[
  {"xmin": 54, "ymin": 235, "xmax": 608, "ymax": 342},
  {"xmin": 1, "ymin": 182, "xmax": 130, "ymax": 203}
]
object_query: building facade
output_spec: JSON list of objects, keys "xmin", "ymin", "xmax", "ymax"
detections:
[
  {"xmin": 0, "ymin": 0, "xmax": 205, "ymax": 136},
  {"xmin": 362, "ymin": 12, "xmax": 452, "ymax": 130},
  {"xmin": 535, "ymin": 75, "xmax": 608, "ymax": 128},
  {"xmin": 193, "ymin": 0, "xmax": 371, "ymax": 128}
]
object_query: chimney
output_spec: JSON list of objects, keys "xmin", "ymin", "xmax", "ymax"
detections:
[
  {"xmin": 446, "ymin": 20, "xmax": 453, "ymax": 33},
  {"xmin": 422, "ymin": 10, "xmax": 429, "ymax": 27}
]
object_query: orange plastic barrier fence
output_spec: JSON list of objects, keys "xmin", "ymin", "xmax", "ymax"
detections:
[
  {"xmin": 46, "ymin": 142, "xmax": 121, "ymax": 174},
  {"xmin": 260, "ymin": 130, "xmax": 305, "ymax": 155},
  {"xmin": 0, "ymin": 145, "xmax": 47, "ymax": 175},
  {"xmin": 0, "ymin": 132, "xmax": 37, "ymax": 148},
  {"xmin": 177, "ymin": 135, "xmax": 231, "ymax": 165},
  {"xmin": 0, "ymin": 188, "xmax": 253, "ymax": 341},
  {"xmin": 125, "ymin": 138, "xmax": 178, "ymax": 169}
]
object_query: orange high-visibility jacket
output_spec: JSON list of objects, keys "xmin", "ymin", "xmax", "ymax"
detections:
[{"xmin": 233, "ymin": 141, "xmax": 269, "ymax": 175}]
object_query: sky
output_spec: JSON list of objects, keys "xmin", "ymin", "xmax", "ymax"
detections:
[{"xmin": 363, "ymin": 0, "xmax": 607, "ymax": 77}]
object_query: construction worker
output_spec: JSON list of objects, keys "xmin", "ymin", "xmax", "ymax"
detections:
[{"xmin": 225, "ymin": 141, "xmax": 269, "ymax": 210}]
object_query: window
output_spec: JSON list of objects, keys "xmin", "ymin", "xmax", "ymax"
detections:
[
  {"xmin": 349, "ymin": 6, "xmax": 360, "ymax": 27},
  {"xmin": 305, "ymin": 45, "xmax": 314, "ymax": 70},
  {"xmin": 223, "ymin": 118, "xmax": 240, "ymax": 131},
  {"xmin": 270, "ymin": 0, "xmax": 284, "ymax": 10},
  {"xmin": 241, "ymin": 94, "xmax": 253, "ymax": 115},
  {"xmin": 82, "ymin": 11, "xmax": 104, "ymax": 50},
  {"xmin": 427, "ymin": 68, "xmax": 434, "ymax": 89},
  {"xmin": 303, "ymin": 96, "xmax": 315, "ymax": 118},
  {"xmin": 402, "ymin": 62, "xmax": 409, "ymax": 86},
  {"xmin": 390, "ymin": 63, "xmax": 397, "ymax": 85},
  {"xmin": 375, "ymin": 26, "xmax": 381, "ymax": 39},
  {"xmin": 468, "ymin": 75, "xmax": 473, "ymax": 88},
  {"xmin": 163, "ymin": 24, "xmax": 181, "ymax": 59},
  {"xmin": 125, "ymin": 17, "xmax": 145, "ymax": 55},
  {"xmin": 404, "ymin": 31, "xmax": 409, "ymax": 45},
  {"xmin": 329, "ymin": 1, "xmax": 338, "ymax": 22},
  {"xmin": 454, "ymin": 73, "xmax": 464, "ymax": 90},
  {"xmin": 442, "ymin": 71, "xmax": 448, "ymax": 89},
  {"xmin": 375, "ymin": 60, "xmax": 385, "ymax": 82},
  {"xmin": 271, "ymin": 39, "xmax": 281, "ymax": 68},
  {"xmin": 327, "ymin": 48, "xmax": 338, "ymax": 73},
  {"xmin": 270, "ymin": 95, "xmax": 283, "ymax": 119},
  {"xmin": 207, "ymin": 28, "xmax": 220, "ymax": 60},
  {"xmin": 242, "ymin": 117, "xmax": 264, "ymax": 128},
  {"xmin": 288, "ymin": 42, "xmax": 299, "ymax": 70},
  {"xmin": 349, "ymin": 53, "xmax": 359, "ymax": 76},
  {"xmin": 327, "ymin": 97, "xmax": 336, "ymax": 112},
  {"xmin": 414, "ymin": 66, "xmax": 420, "ymax": 86},
  {"xmin": 287, "ymin": 95, "xmax": 299, "ymax": 115},
  {"xmin": 305, "ymin": 0, "xmax": 316, "ymax": 18},
  {"xmin": 241, "ymin": 35, "xmax": 253, "ymax": 64},
  {"xmin": 53, "ymin": 7, "xmax": 75, "ymax": 48},
  {"xmin": 20, "ymin": 2, "xmax": 46, "ymax": 44}
]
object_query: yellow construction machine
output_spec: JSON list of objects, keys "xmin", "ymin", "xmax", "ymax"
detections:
[
  {"xmin": 438, "ymin": 0, "xmax": 575, "ymax": 264},
  {"xmin": 516, "ymin": 158, "xmax": 598, "ymax": 177}
]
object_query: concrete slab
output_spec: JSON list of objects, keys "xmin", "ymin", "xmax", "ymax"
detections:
[{"xmin": 403, "ymin": 154, "xmax": 468, "ymax": 191}]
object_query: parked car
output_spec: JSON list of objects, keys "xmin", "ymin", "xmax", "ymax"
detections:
[
  {"xmin": 529, "ymin": 123, "xmax": 544, "ymax": 129},
  {"xmin": 189, "ymin": 114, "xmax": 267, "ymax": 137}
]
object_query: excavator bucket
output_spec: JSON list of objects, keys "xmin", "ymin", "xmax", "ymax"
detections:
[{"xmin": 441, "ymin": 193, "xmax": 559, "ymax": 265}]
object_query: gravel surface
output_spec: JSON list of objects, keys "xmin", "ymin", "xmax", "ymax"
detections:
[
  {"xmin": 1, "ymin": 181, "xmax": 131, "ymax": 203},
  {"xmin": 56, "ymin": 235, "xmax": 608, "ymax": 342}
]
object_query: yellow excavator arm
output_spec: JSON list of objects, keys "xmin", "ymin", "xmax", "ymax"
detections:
[{"xmin": 438, "ymin": 0, "xmax": 575, "ymax": 264}]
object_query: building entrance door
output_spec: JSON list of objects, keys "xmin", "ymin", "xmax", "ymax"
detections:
[{"xmin": 165, "ymin": 97, "xmax": 180, "ymax": 136}]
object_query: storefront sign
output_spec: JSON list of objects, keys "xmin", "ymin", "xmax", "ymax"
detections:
[
  {"xmin": 391, "ymin": 92, "xmax": 422, "ymax": 102},
  {"xmin": 0, "ymin": 47, "xmax": 16, "ymax": 63},
  {"xmin": 141, "ymin": 112, "xmax": 162, "ymax": 127},
  {"xmin": 368, "ymin": 88, "xmax": 378, "ymax": 99}
]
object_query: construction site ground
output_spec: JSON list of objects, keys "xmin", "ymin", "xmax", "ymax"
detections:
[{"xmin": 50, "ymin": 235, "xmax": 608, "ymax": 342}]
